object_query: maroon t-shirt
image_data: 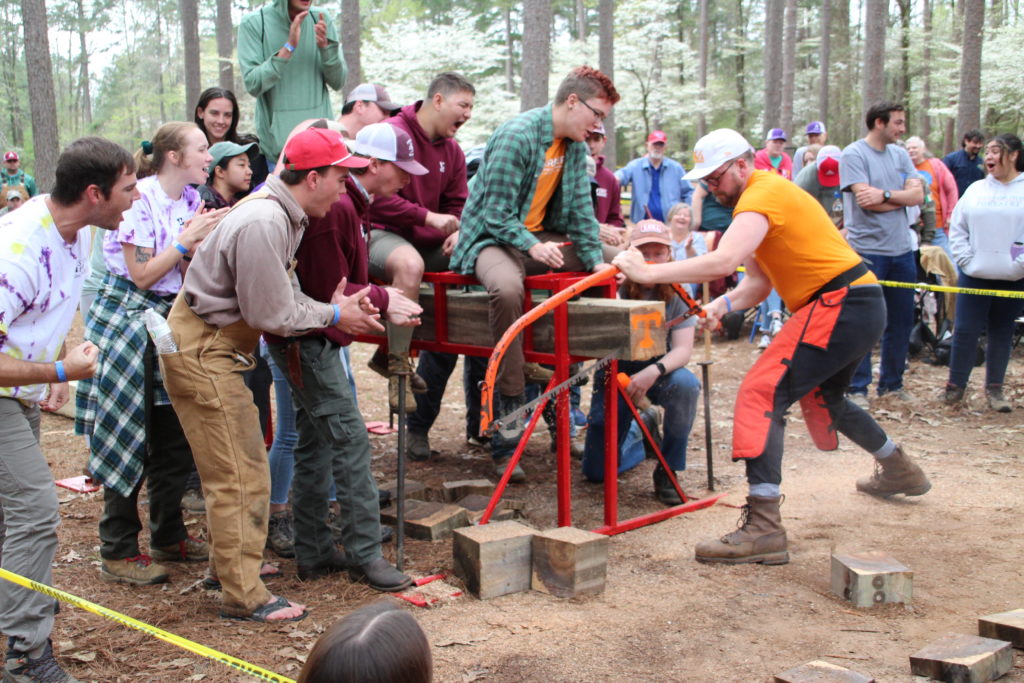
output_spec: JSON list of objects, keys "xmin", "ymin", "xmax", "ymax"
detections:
[
  {"xmin": 368, "ymin": 101, "xmax": 469, "ymax": 249},
  {"xmin": 594, "ymin": 155, "xmax": 625, "ymax": 227}
]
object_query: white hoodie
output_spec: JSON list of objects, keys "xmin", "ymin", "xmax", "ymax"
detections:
[{"xmin": 949, "ymin": 172, "xmax": 1024, "ymax": 281}]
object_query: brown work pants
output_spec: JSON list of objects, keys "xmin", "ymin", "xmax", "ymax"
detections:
[
  {"xmin": 474, "ymin": 233, "xmax": 618, "ymax": 397},
  {"xmin": 159, "ymin": 295, "xmax": 268, "ymax": 616}
]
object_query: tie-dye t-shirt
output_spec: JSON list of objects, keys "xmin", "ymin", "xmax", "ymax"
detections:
[
  {"xmin": 0, "ymin": 195, "xmax": 91, "ymax": 403},
  {"xmin": 103, "ymin": 175, "xmax": 201, "ymax": 296}
]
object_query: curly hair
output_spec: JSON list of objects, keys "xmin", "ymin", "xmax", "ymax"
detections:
[{"xmin": 554, "ymin": 66, "xmax": 620, "ymax": 105}]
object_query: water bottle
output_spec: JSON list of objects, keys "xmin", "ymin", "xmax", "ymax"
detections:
[
  {"xmin": 831, "ymin": 190, "xmax": 842, "ymax": 219},
  {"xmin": 143, "ymin": 308, "xmax": 178, "ymax": 354}
]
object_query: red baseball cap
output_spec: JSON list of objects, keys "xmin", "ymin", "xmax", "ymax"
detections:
[
  {"xmin": 816, "ymin": 145, "xmax": 842, "ymax": 188},
  {"xmin": 647, "ymin": 130, "xmax": 667, "ymax": 144},
  {"xmin": 283, "ymin": 128, "xmax": 370, "ymax": 172},
  {"xmin": 4, "ymin": 152, "xmax": 18, "ymax": 162}
]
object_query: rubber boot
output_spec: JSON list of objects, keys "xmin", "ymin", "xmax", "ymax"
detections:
[
  {"xmin": 694, "ymin": 495, "xmax": 789, "ymax": 565},
  {"xmin": 855, "ymin": 445, "xmax": 932, "ymax": 498}
]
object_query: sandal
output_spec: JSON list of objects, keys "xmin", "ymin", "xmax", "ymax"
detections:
[
  {"xmin": 220, "ymin": 595, "xmax": 308, "ymax": 623},
  {"xmin": 202, "ymin": 562, "xmax": 282, "ymax": 591}
]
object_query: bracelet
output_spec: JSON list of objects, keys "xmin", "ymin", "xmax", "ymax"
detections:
[
  {"xmin": 182, "ymin": 255, "xmax": 192, "ymax": 262},
  {"xmin": 331, "ymin": 304, "xmax": 341, "ymax": 325},
  {"xmin": 655, "ymin": 361, "xmax": 667, "ymax": 376},
  {"xmin": 284, "ymin": 42, "xmax": 296, "ymax": 53},
  {"xmin": 55, "ymin": 361, "xmax": 67, "ymax": 383},
  {"xmin": 172, "ymin": 240, "xmax": 189, "ymax": 255},
  {"xmin": 721, "ymin": 294, "xmax": 733, "ymax": 313}
]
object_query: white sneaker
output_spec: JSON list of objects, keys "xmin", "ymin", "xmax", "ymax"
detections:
[
  {"xmin": 769, "ymin": 316, "xmax": 784, "ymax": 337},
  {"xmin": 758, "ymin": 334, "xmax": 771, "ymax": 349}
]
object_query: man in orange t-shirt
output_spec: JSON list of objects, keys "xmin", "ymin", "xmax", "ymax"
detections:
[{"xmin": 614, "ymin": 129, "xmax": 932, "ymax": 566}]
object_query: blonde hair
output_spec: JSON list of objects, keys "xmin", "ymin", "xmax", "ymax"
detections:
[{"xmin": 134, "ymin": 122, "xmax": 200, "ymax": 179}]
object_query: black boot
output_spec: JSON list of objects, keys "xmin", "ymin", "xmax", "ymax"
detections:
[{"xmin": 653, "ymin": 466, "xmax": 683, "ymax": 506}]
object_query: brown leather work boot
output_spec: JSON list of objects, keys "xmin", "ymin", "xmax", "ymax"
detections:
[
  {"xmin": 694, "ymin": 495, "xmax": 789, "ymax": 565},
  {"xmin": 855, "ymin": 445, "xmax": 932, "ymax": 498}
]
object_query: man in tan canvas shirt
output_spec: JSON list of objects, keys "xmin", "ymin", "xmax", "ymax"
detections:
[{"xmin": 161, "ymin": 128, "xmax": 382, "ymax": 622}]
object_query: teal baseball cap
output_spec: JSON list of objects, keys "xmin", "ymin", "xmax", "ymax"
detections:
[{"xmin": 207, "ymin": 141, "xmax": 256, "ymax": 174}]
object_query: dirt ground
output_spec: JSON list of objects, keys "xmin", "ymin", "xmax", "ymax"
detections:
[{"xmin": 31, "ymin": 317, "xmax": 1024, "ymax": 682}]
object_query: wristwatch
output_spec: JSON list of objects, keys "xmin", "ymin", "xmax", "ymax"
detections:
[
  {"xmin": 655, "ymin": 361, "xmax": 667, "ymax": 376},
  {"xmin": 882, "ymin": 190, "xmax": 892, "ymax": 202}
]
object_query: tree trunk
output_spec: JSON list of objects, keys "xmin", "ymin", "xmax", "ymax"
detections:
[
  {"xmin": 956, "ymin": 0, "xmax": 984, "ymax": 134},
  {"xmin": 75, "ymin": 0, "xmax": 92, "ymax": 128},
  {"xmin": 895, "ymin": 0, "xmax": 911, "ymax": 109},
  {"xmin": 734, "ymin": 0, "xmax": 748, "ymax": 133},
  {"xmin": 20, "ymin": 0, "xmax": 59, "ymax": 191},
  {"xmin": 921, "ymin": 0, "xmax": 932, "ymax": 142},
  {"xmin": 598, "ymin": 0, "xmax": 615, "ymax": 167},
  {"xmin": 341, "ymin": 0, "xmax": 361, "ymax": 97},
  {"xmin": 697, "ymin": 0, "xmax": 709, "ymax": 138},
  {"xmin": 861, "ymin": 0, "xmax": 887, "ymax": 117},
  {"xmin": 180, "ymin": 0, "xmax": 200, "ymax": 118},
  {"xmin": 520, "ymin": 0, "xmax": 552, "ymax": 111},
  {"xmin": 576, "ymin": 0, "xmax": 587, "ymax": 40},
  {"xmin": 504, "ymin": 7, "xmax": 516, "ymax": 93},
  {"xmin": 216, "ymin": 0, "xmax": 234, "ymax": 90},
  {"xmin": 819, "ymin": 0, "xmax": 831, "ymax": 122},
  {"xmin": 763, "ymin": 0, "xmax": 783, "ymax": 133},
  {"xmin": 780, "ymin": 0, "xmax": 797, "ymax": 136}
]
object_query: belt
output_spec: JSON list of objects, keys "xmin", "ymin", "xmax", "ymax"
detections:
[{"xmin": 809, "ymin": 262, "xmax": 870, "ymax": 302}]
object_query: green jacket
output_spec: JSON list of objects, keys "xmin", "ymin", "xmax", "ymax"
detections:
[
  {"xmin": 450, "ymin": 104, "xmax": 602, "ymax": 274},
  {"xmin": 1, "ymin": 170, "xmax": 37, "ymax": 198},
  {"xmin": 238, "ymin": 0, "xmax": 346, "ymax": 161}
]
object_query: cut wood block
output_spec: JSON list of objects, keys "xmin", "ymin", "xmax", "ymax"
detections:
[
  {"xmin": 531, "ymin": 526, "xmax": 608, "ymax": 598},
  {"xmin": 773, "ymin": 660, "xmax": 875, "ymax": 682},
  {"xmin": 378, "ymin": 478, "xmax": 428, "ymax": 502},
  {"xmin": 441, "ymin": 479, "xmax": 494, "ymax": 503},
  {"xmin": 379, "ymin": 499, "xmax": 468, "ymax": 541},
  {"xmin": 452, "ymin": 521, "xmax": 538, "ymax": 599},
  {"xmin": 455, "ymin": 493, "xmax": 515, "ymax": 524},
  {"xmin": 978, "ymin": 609, "xmax": 1024, "ymax": 648},
  {"xmin": 830, "ymin": 550, "xmax": 912, "ymax": 607},
  {"xmin": 364, "ymin": 291, "xmax": 667, "ymax": 361},
  {"xmin": 909, "ymin": 633, "xmax": 1013, "ymax": 682}
]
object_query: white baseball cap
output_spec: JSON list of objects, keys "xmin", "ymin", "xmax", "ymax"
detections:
[
  {"xmin": 684, "ymin": 129, "xmax": 754, "ymax": 181},
  {"xmin": 354, "ymin": 123, "xmax": 428, "ymax": 176}
]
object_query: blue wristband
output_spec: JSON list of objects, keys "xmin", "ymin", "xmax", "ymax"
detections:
[
  {"xmin": 721, "ymin": 294, "xmax": 733, "ymax": 313},
  {"xmin": 55, "ymin": 361, "xmax": 67, "ymax": 383},
  {"xmin": 331, "ymin": 304, "xmax": 341, "ymax": 325},
  {"xmin": 284, "ymin": 42, "xmax": 296, "ymax": 53},
  {"xmin": 172, "ymin": 240, "xmax": 189, "ymax": 255}
]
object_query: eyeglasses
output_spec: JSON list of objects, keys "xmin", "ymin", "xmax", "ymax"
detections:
[
  {"xmin": 704, "ymin": 160, "xmax": 736, "ymax": 188},
  {"xmin": 578, "ymin": 97, "xmax": 607, "ymax": 122}
]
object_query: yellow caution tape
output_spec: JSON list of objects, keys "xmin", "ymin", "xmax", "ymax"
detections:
[
  {"xmin": 732, "ymin": 266, "xmax": 1024, "ymax": 299},
  {"xmin": 0, "ymin": 568, "xmax": 295, "ymax": 683}
]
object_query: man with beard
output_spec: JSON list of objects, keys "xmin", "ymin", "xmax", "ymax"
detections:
[{"xmin": 616, "ymin": 130, "xmax": 693, "ymax": 223}]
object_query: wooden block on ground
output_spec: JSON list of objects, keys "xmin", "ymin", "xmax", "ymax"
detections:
[
  {"xmin": 531, "ymin": 526, "xmax": 608, "ymax": 598},
  {"xmin": 830, "ymin": 550, "xmax": 912, "ymax": 607},
  {"xmin": 909, "ymin": 633, "xmax": 1013, "ymax": 682},
  {"xmin": 774, "ymin": 660, "xmax": 875, "ymax": 682},
  {"xmin": 379, "ymin": 479, "xmax": 428, "ymax": 502},
  {"xmin": 379, "ymin": 499, "xmax": 468, "ymax": 541},
  {"xmin": 441, "ymin": 479, "xmax": 494, "ymax": 503},
  {"xmin": 453, "ymin": 521, "xmax": 538, "ymax": 599},
  {"xmin": 455, "ymin": 494, "xmax": 515, "ymax": 524},
  {"xmin": 978, "ymin": 609, "xmax": 1024, "ymax": 648}
]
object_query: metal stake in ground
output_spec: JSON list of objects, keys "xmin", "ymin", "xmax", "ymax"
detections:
[
  {"xmin": 396, "ymin": 372, "xmax": 407, "ymax": 571},
  {"xmin": 700, "ymin": 281, "xmax": 714, "ymax": 491}
]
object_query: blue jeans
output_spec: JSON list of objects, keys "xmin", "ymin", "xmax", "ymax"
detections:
[
  {"xmin": 265, "ymin": 345, "xmax": 297, "ymax": 506},
  {"xmin": 850, "ymin": 251, "xmax": 914, "ymax": 395},
  {"xmin": 948, "ymin": 272, "xmax": 1024, "ymax": 388},
  {"xmin": 581, "ymin": 362, "xmax": 700, "ymax": 482},
  {"xmin": 408, "ymin": 351, "xmax": 487, "ymax": 441},
  {"xmin": 930, "ymin": 229, "xmax": 954, "ymax": 262}
]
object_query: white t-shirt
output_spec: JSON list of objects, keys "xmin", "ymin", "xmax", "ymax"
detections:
[
  {"xmin": 0, "ymin": 195, "xmax": 91, "ymax": 403},
  {"xmin": 103, "ymin": 175, "xmax": 200, "ymax": 296}
]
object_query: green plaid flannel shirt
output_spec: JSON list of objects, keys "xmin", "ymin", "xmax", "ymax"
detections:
[{"xmin": 450, "ymin": 104, "xmax": 603, "ymax": 274}]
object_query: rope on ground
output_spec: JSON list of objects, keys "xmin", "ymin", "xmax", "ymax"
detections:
[{"xmin": 0, "ymin": 568, "xmax": 295, "ymax": 683}]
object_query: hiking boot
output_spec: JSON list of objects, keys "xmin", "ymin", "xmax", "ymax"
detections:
[
  {"xmin": 100, "ymin": 555, "xmax": 169, "ymax": 585},
  {"xmin": 180, "ymin": 488, "xmax": 205, "ymax": 515},
  {"xmin": 639, "ymin": 407, "xmax": 662, "ymax": 459},
  {"xmin": 493, "ymin": 456, "xmax": 526, "ymax": 484},
  {"xmin": 944, "ymin": 383, "xmax": 965, "ymax": 405},
  {"xmin": 265, "ymin": 510, "xmax": 295, "ymax": 558},
  {"xmin": 548, "ymin": 437, "xmax": 584, "ymax": 459},
  {"xmin": 847, "ymin": 392, "xmax": 870, "ymax": 410},
  {"xmin": 407, "ymin": 431, "xmax": 432, "ymax": 462},
  {"xmin": 348, "ymin": 557, "xmax": 413, "ymax": 592},
  {"xmin": 878, "ymin": 388, "xmax": 916, "ymax": 403},
  {"xmin": 855, "ymin": 446, "xmax": 932, "ymax": 498},
  {"xmin": 653, "ymin": 466, "xmax": 683, "ymax": 506},
  {"xmin": 986, "ymin": 384, "xmax": 1012, "ymax": 413},
  {"xmin": 694, "ymin": 495, "xmax": 789, "ymax": 565},
  {"xmin": 4, "ymin": 639, "xmax": 80, "ymax": 683},
  {"xmin": 151, "ymin": 535, "xmax": 208, "ymax": 562},
  {"xmin": 297, "ymin": 548, "xmax": 349, "ymax": 582},
  {"xmin": 524, "ymin": 362, "xmax": 554, "ymax": 385}
]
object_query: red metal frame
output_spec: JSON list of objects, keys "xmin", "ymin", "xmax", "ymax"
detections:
[{"xmin": 356, "ymin": 271, "xmax": 722, "ymax": 535}]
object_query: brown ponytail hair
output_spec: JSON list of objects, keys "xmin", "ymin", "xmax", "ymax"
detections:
[{"xmin": 134, "ymin": 122, "xmax": 199, "ymax": 179}]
